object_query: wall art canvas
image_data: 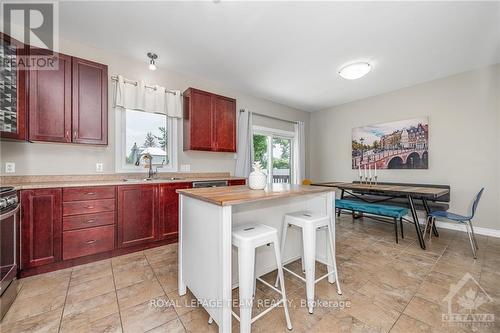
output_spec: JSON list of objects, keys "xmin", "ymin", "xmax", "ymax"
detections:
[{"xmin": 352, "ymin": 117, "xmax": 429, "ymax": 169}]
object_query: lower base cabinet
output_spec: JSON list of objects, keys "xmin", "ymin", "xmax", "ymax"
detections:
[
  {"xmin": 117, "ymin": 184, "xmax": 158, "ymax": 248},
  {"xmin": 19, "ymin": 179, "xmax": 246, "ymax": 276},
  {"xmin": 63, "ymin": 225, "xmax": 114, "ymax": 260},
  {"xmin": 20, "ymin": 189, "xmax": 62, "ymax": 269}
]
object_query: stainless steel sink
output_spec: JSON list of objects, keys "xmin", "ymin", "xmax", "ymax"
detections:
[{"xmin": 122, "ymin": 177, "xmax": 184, "ymax": 182}]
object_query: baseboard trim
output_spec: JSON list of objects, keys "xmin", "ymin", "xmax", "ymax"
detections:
[{"xmin": 433, "ymin": 220, "xmax": 500, "ymax": 238}]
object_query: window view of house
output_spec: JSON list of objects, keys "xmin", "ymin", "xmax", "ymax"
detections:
[{"xmin": 125, "ymin": 109, "xmax": 168, "ymax": 167}]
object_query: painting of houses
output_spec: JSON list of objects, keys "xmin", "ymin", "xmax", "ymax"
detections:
[{"xmin": 352, "ymin": 117, "xmax": 429, "ymax": 169}]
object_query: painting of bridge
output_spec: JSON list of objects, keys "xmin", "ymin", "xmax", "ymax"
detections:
[{"xmin": 352, "ymin": 117, "xmax": 429, "ymax": 169}]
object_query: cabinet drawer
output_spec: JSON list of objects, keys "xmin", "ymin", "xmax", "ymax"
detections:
[
  {"xmin": 63, "ymin": 211, "xmax": 115, "ymax": 231},
  {"xmin": 63, "ymin": 225, "xmax": 114, "ymax": 260},
  {"xmin": 63, "ymin": 199, "xmax": 115, "ymax": 216},
  {"xmin": 63, "ymin": 186, "xmax": 115, "ymax": 202}
]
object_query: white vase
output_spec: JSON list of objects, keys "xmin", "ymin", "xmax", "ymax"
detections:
[{"xmin": 248, "ymin": 170, "xmax": 267, "ymax": 190}]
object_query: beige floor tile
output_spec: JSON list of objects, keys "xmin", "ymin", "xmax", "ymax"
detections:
[
  {"xmin": 390, "ymin": 313, "xmax": 433, "ymax": 333},
  {"xmin": 114, "ymin": 264, "xmax": 156, "ymax": 290},
  {"xmin": 2, "ymin": 287, "xmax": 67, "ymax": 324},
  {"xmin": 117, "ymin": 278, "xmax": 165, "ymax": 310},
  {"xmin": 179, "ymin": 307, "xmax": 218, "ymax": 333},
  {"xmin": 0, "ymin": 307, "xmax": 62, "ymax": 333},
  {"xmin": 60, "ymin": 312, "xmax": 122, "ymax": 333},
  {"xmin": 167, "ymin": 289, "xmax": 199, "ymax": 317},
  {"xmin": 112, "ymin": 251, "xmax": 146, "ymax": 269},
  {"xmin": 144, "ymin": 244, "xmax": 178, "ymax": 264},
  {"xmin": 403, "ymin": 296, "xmax": 449, "ymax": 330},
  {"xmin": 346, "ymin": 291, "xmax": 401, "ymax": 333},
  {"xmin": 66, "ymin": 274, "xmax": 115, "ymax": 306},
  {"xmin": 357, "ymin": 279, "xmax": 414, "ymax": 312},
  {"xmin": 121, "ymin": 295, "xmax": 177, "ymax": 333},
  {"xmin": 150, "ymin": 257, "xmax": 179, "ymax": 293},
  {"xmin": 146, "ymin": 318, "xmax": 186, "ymax": 333},
  {"xmin": 17, "ymin": 270, "xmax": 71, "ymax": 298},
  {"xmin": 70, "ymin": 259, "xmax": 112, "ymax": 286},
  {"xmin": 61, "ymin": 291, "xmax": 119, "ymax": 331}
]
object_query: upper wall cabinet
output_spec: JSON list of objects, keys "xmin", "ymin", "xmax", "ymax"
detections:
[
  {"xmin": 28, "ymin": 53, "xmax": 72, "ymax": 142},
  {"xmin": 0, "ymin": 33, "xmax": 27, "ymax": 140},
  {"xmin": 28, "ymin": 52, "xmax": 108, "ymax": 145},
  {"xmin": 183, "ymin": 88, "xmax": 236, "ymax": 152},
  {"xmin": 72, "ymin": 57, "xmax": 108, "ymax": 145}
]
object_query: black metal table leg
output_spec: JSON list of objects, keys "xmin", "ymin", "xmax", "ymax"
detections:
[
  {"xmin": 422, "ymin": 199, "xmax": 439, "ymax": 237},
  {"xmin": 408, "ymin": 195, "xmax": 426, "ymax": 250}
]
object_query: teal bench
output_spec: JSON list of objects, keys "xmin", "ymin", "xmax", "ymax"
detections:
[{"xmin": 335, "ymin": 199, "xmax": 408, "ymax": 243}]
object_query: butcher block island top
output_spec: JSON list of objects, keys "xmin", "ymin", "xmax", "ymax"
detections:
[{"xmin": 176, "ymin": 184, "xmax": 333, "ymax": 206}]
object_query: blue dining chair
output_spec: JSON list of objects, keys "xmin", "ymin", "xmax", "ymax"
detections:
[{"xmin": 425, "ymin": 188, "xmax": 484, "ymax": 258}]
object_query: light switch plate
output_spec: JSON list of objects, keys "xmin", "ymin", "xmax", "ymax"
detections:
[
  {"xmin": 180, "ymin": 164, "xmax": 191, "ymax": 172},
  {"xmin": 5, "ymin": 162, "xmax": 15, "ymax": 173},
  {"xmin": 96, "ymin": 163, "xmax": 103, "ymax": 172}
]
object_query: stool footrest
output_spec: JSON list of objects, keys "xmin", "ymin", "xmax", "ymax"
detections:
[
  {"xmin": 282, "ymin": 265, "xmax": 335, "ymax": 284},
  {"xmin": 256, "ymin": 277, "xmax": 282, "ymax": 295}
]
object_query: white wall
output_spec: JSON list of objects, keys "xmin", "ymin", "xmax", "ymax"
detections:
[
  {"xmin": 0, "ymin": 38, "xmax": 310, "ymax": 176},
  {"xmin": 310, "ymin": 64, "xmax": 500, "ymax": 230}
]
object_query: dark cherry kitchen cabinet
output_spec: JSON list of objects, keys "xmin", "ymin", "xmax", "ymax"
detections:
[
  {"xmin": 72, "ymin": 57, "xmax": 108, "ymax": 145},
  {"xmin": 20, "ymin": 189, "xmax": 62, "ymax": 269},
  {"xmin": 158, "ymin": 182, "xmax": 191, "ymax": 239},
  {"xmin": 0, "ymin": 33, "xmax": 27, "ymax": 140},
  {"xmin": 28, "ymin": 53, "xmax": 72, "ymax": 142},
  {"xmin": 183, "ymin": 88, "xmax": 236, "ymax": 152},
  {"xmin": 117, "ymin": 185, "xmax": 158, "ymax": 248}
]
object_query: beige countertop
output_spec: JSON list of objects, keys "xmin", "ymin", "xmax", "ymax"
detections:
[
  {"xmin": 0, "ymin": 173, "xmax": 245, "ymax": 190},
  {"xmin": 177, "ymin": 184, "xmax": 333, "ymax": 206}
]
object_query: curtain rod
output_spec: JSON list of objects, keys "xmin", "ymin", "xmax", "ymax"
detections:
[
  {"xmin": 240, "ymin": 109, "xmax": 299, "ymax": 124},
  {"xmin": 110, "ymin": 75, "xmax": 179, "ymax": 96}
]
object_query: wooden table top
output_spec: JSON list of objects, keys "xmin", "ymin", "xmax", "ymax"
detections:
[
  {"xmin": 312, "ymin": 182, "xmax": 449, "ymax": 199},
  {"xmin": 177, "ymin": 184, "xmax": 333, "ymax": 206}
]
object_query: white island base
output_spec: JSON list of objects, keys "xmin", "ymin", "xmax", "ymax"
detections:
[{"xmin": 178, "ymin": 186, "xmax": 337, "ymax": 333}]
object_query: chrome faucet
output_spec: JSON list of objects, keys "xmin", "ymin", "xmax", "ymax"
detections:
[{"xmin": 141, "ymin": 153, "xmax": 156, "ymax": 179}]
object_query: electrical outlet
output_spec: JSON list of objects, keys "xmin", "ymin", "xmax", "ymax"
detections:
[
  {"xmin": 180, "ymin": 164, "xmax": 191, "ymax": 172},
  {"xmin": 96, "ymin": 163, "xmax": 103, "ymax": 172},
  {"xmin": 5, "ymin": 162, "xmax": 15, "ymax": 173}
]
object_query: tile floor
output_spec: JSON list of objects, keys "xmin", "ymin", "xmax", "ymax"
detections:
[{"xmin": 1, "ymin": 216, "xmax": 499, "ymax": 333}]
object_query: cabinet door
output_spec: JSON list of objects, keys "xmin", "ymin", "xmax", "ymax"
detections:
[
  {"xmin": 159, "ymin": 182, "xmax": 191, "ymax": 239},
  {"xmin": 72, "ymin": 57, "xmax": 108, "ymax": 145},
  {"xmin": 0, "ymin": 33, "xmax": 27, "ymax": 140},
  {"xmin": 117, "ymin": 185, "xmax": 158, "ymax": 248},
  {"xmin": 213, "ymin": 96, "xmax": 236, "ymax": 152},
  {"xmin": 185, "ymin": 89, "xmax": 213, "ymax": 151},
  {"xmin": 20, "ymin": 189, "xmax": 62, "ymax": 269},
  {"xmin": 28, "ymin": 53, "xmax": 72, "ymax": 142}
]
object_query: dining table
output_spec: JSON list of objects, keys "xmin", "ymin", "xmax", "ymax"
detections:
[{"xmin": 311, "ymin": 181, "xmax": 451, "ymax": 250}]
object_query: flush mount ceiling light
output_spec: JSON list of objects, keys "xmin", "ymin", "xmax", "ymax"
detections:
[
  {"xmin": 338, "ymin": 62, "xmax": 372, "ymax": 80},
  {"xmin": 147, "ymin": 52, "xmax": 158, "ymax": 71}
]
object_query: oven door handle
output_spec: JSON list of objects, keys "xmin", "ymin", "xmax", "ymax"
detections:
[{"xmin": 0, "ymin": 204, "xmax": 20, "ymax": 220}]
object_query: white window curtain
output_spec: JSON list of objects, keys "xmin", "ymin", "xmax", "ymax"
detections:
[
  {"xmin": 113, "ymin": 75, "xmax": 182, "ymax": 118},
  {"xmin": 234, "ymin": 109, "xmax": 253, "ymax": 177},
  {"xmin": 293, "ymin": 121, "xmax": 305, "ymax": 184}
]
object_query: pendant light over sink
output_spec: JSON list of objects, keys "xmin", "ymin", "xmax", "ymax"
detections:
[
  {"xmin": 147, "ymin": 52, "xmax": 158, "ymax": 71},
  {"xmin": 338, "ymin": 62, "xmax": 372, "ymax": 80}
]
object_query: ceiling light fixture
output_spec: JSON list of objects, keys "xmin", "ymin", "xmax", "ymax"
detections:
[
  {"xmin": 338, "ymin": 62, "xmax": 372, "ymax": 80},
  {"xmin": 147, "ymin": 52, "xmax": 158, "ymax": 71}
]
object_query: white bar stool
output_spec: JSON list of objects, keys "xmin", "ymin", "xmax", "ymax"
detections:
[
  {"xmin": 275, "ymin": 211, "xmax": 342, "ymax": 314},
  {"xmin": 209, "ymin": 224, "xmax": 292, "ymax": 333}
]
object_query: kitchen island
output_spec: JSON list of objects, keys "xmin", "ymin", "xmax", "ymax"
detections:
[{"xmin": 177, "ymin": 184, "xmax": 337, "ymax": 333}]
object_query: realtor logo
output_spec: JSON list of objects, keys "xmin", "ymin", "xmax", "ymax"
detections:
[
  {"xmin": 442, "ymin": 273, "xmax": 495, "ymax": 329},
  {"xmin": 1, "ymin": 0, "xmax": 59, "ymax": 70}
]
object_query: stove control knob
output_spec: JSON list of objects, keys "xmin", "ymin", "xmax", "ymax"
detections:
[
  {"xmin": 6, "ymin": 196, "xmax": 18, "ymax": 205},
  {"xmin": 0, "ymin": 198, "xmax": 7, "ymax": 209}
]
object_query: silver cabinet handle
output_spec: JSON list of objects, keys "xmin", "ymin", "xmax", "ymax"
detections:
[
  {"xmin": 85, "ymin": 219, "xmax": 96, "ymax": 223},
  {"xmin": 86, "ymin": 206, "xmax": 94, "ymax": 209},
  {"xmin": 85, "ymin": 240, "xmax": 97, "ymax": 244},
  {"xmin": 86, "ymin": 192, "xmax": 95, "ymax": 195}
]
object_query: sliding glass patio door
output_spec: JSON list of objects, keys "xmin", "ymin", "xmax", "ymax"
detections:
[{"xmin": 252, "ymin": 127, "xmax": 294, "ymax": 184}]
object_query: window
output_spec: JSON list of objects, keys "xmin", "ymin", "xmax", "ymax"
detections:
[
  {"xmin": 252, "ymin": 126, "xmax": 294, "ymax": 184},
  {"xmin": 116, "ymin": 109, "xmax": 177, "ymax": 172}
]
